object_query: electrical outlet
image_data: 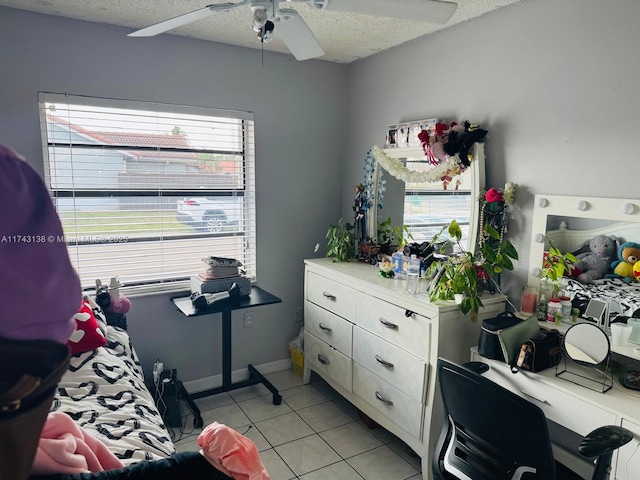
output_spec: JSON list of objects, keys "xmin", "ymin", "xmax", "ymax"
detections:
[
  {"xmin": 243, "ymin": 311, "xmax": 253, "ymax": 328},
  {"xmin": 295, "ymin": 307, "xmax": 303, "ymax": 323}
]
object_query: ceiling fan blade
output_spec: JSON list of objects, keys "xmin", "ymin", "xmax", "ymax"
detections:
[
  {"xmin": 323, "ymin": 0, "xmax": 457, "ymax": 25},
  {"xmin": 128, "ymin": 2, "xmax": 243, "ymax": 37},
  {"xmin": 275, "ymin": 9, "xmax": 325, "ymax": 61}
]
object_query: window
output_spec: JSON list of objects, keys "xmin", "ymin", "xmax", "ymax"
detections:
[{"xmin": 39, "ymin": 93, "xmax": 256, "ymax": 294}]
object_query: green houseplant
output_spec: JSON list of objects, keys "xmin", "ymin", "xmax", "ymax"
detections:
[
  {"xmin": 426, "ymin": 217, "xmax": 519, "ymax": 321},
  {"xmin": 541, "ymin": 238, "xmax": 578, "ymax": 297},
  {"xmin": 324, "ymin": 218, "xmax": 355, "ymax": 262},
  {"xmin": 376, "ymin": 216, "xmax": 413, "ymax": 253}
]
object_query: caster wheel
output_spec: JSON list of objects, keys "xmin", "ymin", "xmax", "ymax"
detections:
[{"xmin": 273, "ymin": 394, "xmax": 282, "ymax": 405}]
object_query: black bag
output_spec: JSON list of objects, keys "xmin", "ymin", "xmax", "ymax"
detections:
[
  {"xmin": 511, "ymin": 328, "xmax": 562, "ymax": 374},
  {"xmin": 478, "ymin": 312, "xmax": 521, "ymax": 362}
]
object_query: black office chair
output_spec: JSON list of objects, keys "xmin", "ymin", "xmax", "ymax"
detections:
[{"xmin": 433, "ymin": 358, "xmax": 633, "ymax": 480}]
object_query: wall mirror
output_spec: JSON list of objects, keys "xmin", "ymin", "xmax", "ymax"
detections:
[
  {"xmin": 381, "ymin": 143, "xmax": 485, "ymax": 254},
  {"xmin": 557, "ymin": 322, "xmax": 613, "ymax": 393}
]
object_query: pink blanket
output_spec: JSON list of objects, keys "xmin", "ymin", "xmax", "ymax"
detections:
[
  {"xmin": 31, "ymin": 412, "xmax": 124, "ymax": 475},
  {"xmin": 198, "ymin": 422, "xmax": 270, "ymax": 480}
]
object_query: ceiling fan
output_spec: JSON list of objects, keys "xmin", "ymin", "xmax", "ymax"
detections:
[{"xmin": 128, "ymin": 0, "xmax": 458, "ymax": 61}]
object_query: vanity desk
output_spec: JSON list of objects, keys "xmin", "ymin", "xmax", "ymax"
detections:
[
  {"xmin": 479, "ymin": 194, "xmax": 640, "ymax": 480},
  {"xmin": 471, "ymin": 338, "xmax": 640, "ymax": 480},
  {"xmin": 302, "ymin": 258, "xmax": 506, "ymax": 479}
]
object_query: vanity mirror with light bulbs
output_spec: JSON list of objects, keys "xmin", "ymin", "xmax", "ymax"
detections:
[{"xmin": 528, "ymin": 194, "xmax": 640, "ymax": 359}]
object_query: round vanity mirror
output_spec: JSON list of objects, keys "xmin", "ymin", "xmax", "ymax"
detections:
[{"xmin": 563, "ymin": 323, "xmax": 610, "ymax": 366}]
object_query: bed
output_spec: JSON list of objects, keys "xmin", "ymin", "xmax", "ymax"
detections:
[
  {"xmin": 529, "ymin": 194, "xmax": 640, "ymax": 321},
  {"xmin": 49, "ymin": 298, "xmax": 176, "ymax": 466}
]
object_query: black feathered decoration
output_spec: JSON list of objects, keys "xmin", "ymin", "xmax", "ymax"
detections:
[{"xmin": 444, "ymin": 121, "xmax": 488, "ymax": 167}]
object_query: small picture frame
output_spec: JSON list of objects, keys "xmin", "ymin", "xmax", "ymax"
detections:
[
  {"xmin": 386, "ymin": 125, "xmax": 398, "ymax": 148},
  {"xmin": 396, "ymin": 123, "xmax": 409, "ymax": 148},
  {"xmin": 408, "ymin": 121, "xmax": 423, "ymax": 147}
]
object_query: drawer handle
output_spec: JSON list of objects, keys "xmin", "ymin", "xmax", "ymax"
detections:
[
  {"xmin": 379, "ymin": 318, "xmax": 398, "ymax": 330},
  {"xmin": 317, "ymin": 354, "xmax": 330, "ymax": 365},
  {"xmin": 405, "ymin": 309, "xmax": 416, "ymax": 318},
  {"xmin": 520, "ymin": 390, "xmax": 548, "ymax": 405},
  {"xmin": 319, "ymin": 323, "xmax": 333, "ymax": 333},
  {"xmin": 375, "ymin": 391, "xmax": 393, "ymax": 406},
  {"xmin": 375, "ymin": 355, "xmax": 394, "ymax": 369},
  {"xmin": 322, "ymin": 292, "xmax": 336, "ymax": 300}
]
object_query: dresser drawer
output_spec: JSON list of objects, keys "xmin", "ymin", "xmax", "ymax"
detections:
[
  {"xmin": 305, "ymin": 301, "xmax": 353, "ymax": 356},
  {"xmin": 353, "ymin": 363, "xmax": 424, "ymax": 440},
  {"xmin": 306, "ymin": 271, "xmax": 356, "ymax": 320},
  {"xmin": 480, "ymin": 363, "xmax": 616, "ymax": 437},
  {"xmin": 305, "ymin": 331, "xmax": 352, "ymax": 393},
  {"xmin": 353, "ymin": 326, "xmax": 427, "ymax": 402},
  {"xmin": 356, "ymin": 293, "xmax": 431, "ymax": 359}
]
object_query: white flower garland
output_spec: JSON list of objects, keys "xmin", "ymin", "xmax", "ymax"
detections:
[{"xmin": 371, "ymin": 145, "xmax": 466, "ymax": 184}]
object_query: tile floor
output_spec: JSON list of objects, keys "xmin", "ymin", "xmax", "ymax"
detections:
[{"xmin": 172, "ymin": 369, "xmax": 423, "ymax": 479}]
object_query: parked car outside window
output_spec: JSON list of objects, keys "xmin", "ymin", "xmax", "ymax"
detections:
[{"xmin": 177, "ymin": 197, "xmax": 242, "ymax": 233}]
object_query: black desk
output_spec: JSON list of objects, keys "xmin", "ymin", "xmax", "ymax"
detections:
[{"xmin": 171, "ymin": 286, "xmax": 283, "ymax": 406}]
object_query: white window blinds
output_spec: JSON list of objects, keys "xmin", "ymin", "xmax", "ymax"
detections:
[
  {"xmin": 39, "ymin": 93, "xmax": 256, "ymax": 294},
  {"xmin": 403, "ymin": 157, "xmax": 473, "ymax": 246}
]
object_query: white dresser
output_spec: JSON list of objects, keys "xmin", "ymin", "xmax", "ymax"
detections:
[
  {"xmin": 470, "ymin": 344, "xmax": 640, "ymax": 480},
  {"xmin": 303, "ymin": 258, "xmax": 506, "ymax": 479}
]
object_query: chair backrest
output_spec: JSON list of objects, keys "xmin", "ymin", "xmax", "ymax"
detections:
[{"xmin": 434, "ymin": 358, "xmax": 556, "ymax": 480}]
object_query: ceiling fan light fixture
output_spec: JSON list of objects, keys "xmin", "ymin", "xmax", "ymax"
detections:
[
  {"xmin": 257, "ymin": 20, "xmax": 275, "ymax": 43},
  {"xmin": 252, "ymin": 8, "xmax": 268, "ymax": 32}
]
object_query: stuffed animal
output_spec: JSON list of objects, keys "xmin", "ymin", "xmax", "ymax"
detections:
[
  {"xmin": 633, "ymin": 261, "xmax": 640, "ymax": 282},
  {"xmin": 95, "ymin": 277, "xmax": 131, "ymax": 315},
  {"xmin": 611, "ymin": 242, "xmax": 640, "ymax": 281},
  {"xmin": 106, "ymin": 277, "xmax": 131, "ymax": 315},
  {"xmin": 573, "ymin": 235, "xmax": 619, "ymax": 283}
]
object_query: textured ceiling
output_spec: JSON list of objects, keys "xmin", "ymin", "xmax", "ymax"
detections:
[{"xmin": 0, "ymin": 0, "xmax": 524, "ymax": 63}]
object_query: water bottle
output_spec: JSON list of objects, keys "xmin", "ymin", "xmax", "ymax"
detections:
[
  {"xmin": 536, "ymin": 295, "xmax": 547, "ymax": 321},
  {"xmin": 407, "ymin": 254, "xmax": 420, "ymax": 294}
]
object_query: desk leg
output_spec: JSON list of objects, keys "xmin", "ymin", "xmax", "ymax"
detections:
[
  {"xmin": 247, "ymin": 364, "xmax": 282, "ymax": 405},
  {"xmin": 191, "ymin": 308, "xmax": 282, "ymax": 405},
  {"xmin": 221, "ymin": 310, "xmax": 232, "ymax": 388},
  {"xmin": 177, "ymin": 379, "xmax": 203, "ymax": 428}
]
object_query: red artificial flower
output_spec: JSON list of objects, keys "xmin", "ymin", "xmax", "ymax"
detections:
[
  {"xmin": 485, "ymin": 187, "xmax": 504, "ymax": 203},
  {"xmin": 417, "ymin": 130, "xmax": 430, "ymax": 144},
  {"xmin": 435, "ymin": 123, "xmax": 449, "ymax": 136}
]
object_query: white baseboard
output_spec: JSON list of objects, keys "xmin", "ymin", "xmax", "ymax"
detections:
[{"xmin": 182, "ymin": 357, "xmax": 292, "ymax": 395}]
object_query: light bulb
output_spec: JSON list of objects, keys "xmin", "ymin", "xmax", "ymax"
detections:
[
  {"xmin": 575, "ymin": 200, "xmax": 588, "ymax": 211},
  {"xmin": 530, "ymin": 267, "xmax": 541, "ymax": 277},
  {"xmin": 621, "ymin": 203, "xmax": 635, "ymax": 215},
  {"xmin": 533, "ymin": 233, "xmax": 545, "ymax": 243},
  {"xmin": 536, "ymin": 197, "xmax": 548, "ymax": 208},
  {"xmin": 252, "ymin": 8, "xmax": 268, "ymax": 32}
]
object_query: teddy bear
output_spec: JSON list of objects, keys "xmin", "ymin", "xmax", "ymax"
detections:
[
  {"xmin": 573, "ymin": 234, "xmax": 619, "ymax": 283},
  {"xmin": 611, "ymin": 241, "xmax": 640, "ymax": 281}
]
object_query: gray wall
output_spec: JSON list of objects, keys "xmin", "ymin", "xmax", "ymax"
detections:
[
  {"xmin": 344, "ymin": 0, "xmax": 640, "ymax": 303},
  {"xmin": 0, "ymin": 7, "xmax": 346, "ymax": 382},
  {"xmin": 3, "ymin": 0, "xmax": 640, "ymax": 383}
]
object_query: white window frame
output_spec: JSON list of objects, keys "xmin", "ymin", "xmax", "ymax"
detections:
[{"xmin": 38, "ymin": 93, "xmax": 256, "ymax": 295}]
